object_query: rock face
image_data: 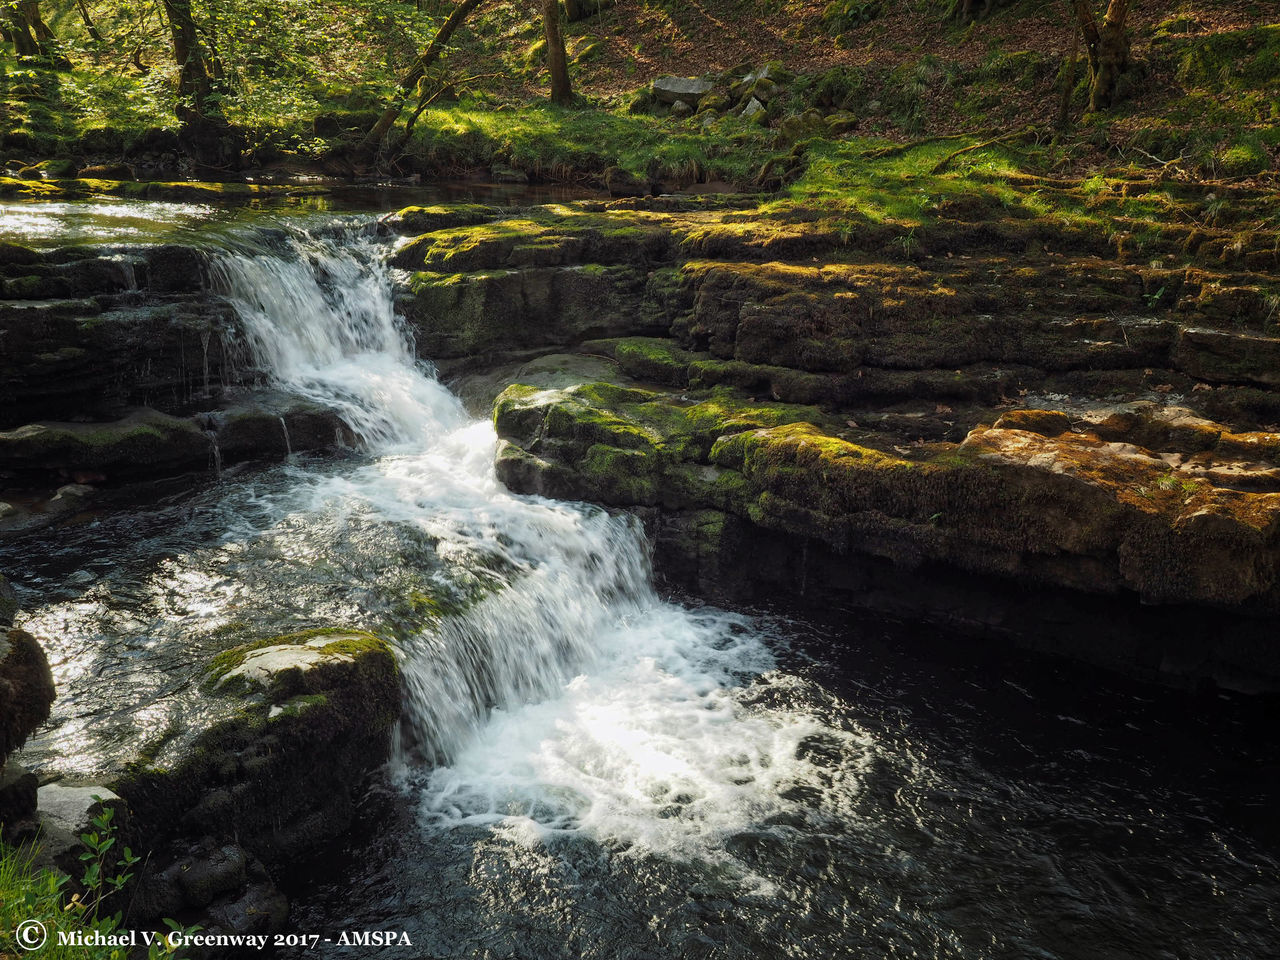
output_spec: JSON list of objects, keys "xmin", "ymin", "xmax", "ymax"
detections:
[
  {"xmin": 27, "ymin": 784, "xmax": 128, "ymax": 874},
  {"xmin": 116, "ymin": 628, "xmax": 400, "ymax": 870},
  {"xmin": 0, "ymin": 242, "xmax": 235, "ymax": 428},
  {"xmin": 0, "ymin": 572, "xmax": 16, "ymax": 626},
  {"xmin": 112, "ymin": 627, "xmax": 400, "ymax": 934},
  {"xmin": 0, "ymin": 237, "xmax": 356, "ymax": 498},
  {"xmin": 652, "ymin": 76, "xmax": 714, "ymax": 105},
  {"xmin": 0, "ymin": 623, "xmax": 54, "ymax": 836},
  {"xmin": 383, "ymin": 192, "xmax": 1280, "ymax": 690}
]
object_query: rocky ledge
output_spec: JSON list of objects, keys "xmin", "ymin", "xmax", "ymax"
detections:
[
  {"xmin": 388, "ymin": 187, "xmax": 1280, "ymax": 691},
  {"xmin": 0, "ymin": 234, "xmax": 355, "ymax": 528},
  {"xmin": 112, "ymin": 627, "xmax": 401, "ymax": 935}
]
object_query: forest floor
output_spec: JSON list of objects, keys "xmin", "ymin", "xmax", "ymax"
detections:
[{"xmin": 1, "ymin": 0, "xmax": 1275, "ymax": 188}]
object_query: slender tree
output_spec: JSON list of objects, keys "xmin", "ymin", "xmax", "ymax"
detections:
[
  {"xmin": 1072, "ymin": 0, "xmax": 1131, "ymax": 111},
  {"xmin": 540, "ymin": 0, "xmax": 573, "ymax": 106},
  {"xmin": 359, "ymin": 0, "xmax": 489, "ymax": 158},
  {"xmin": 74, "ymin": 0, "xmax": 103, "ymax": 43},
  {"xmin": 160, "ymin": 0, "xmax": 238, "ymax": 164},
  {"xmin": 161, "ymin": 0, "xmax": 216, "ymax": 119},
  {"xmin": 2, "ymin": 1, "xmax": 69, "ymax": 66}
]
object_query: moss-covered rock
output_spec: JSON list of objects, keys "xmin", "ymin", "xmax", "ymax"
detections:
[
  {"xmin": 401, "ymin": 263, "xmax": 665, "ymax": 366},
  {"xmin": 382, "ymin": 203, "xmax": 497, "ymax": 235},
  {"xmin": 0, "ymin": 408, "xmax": 209, "ymax": 478},
  {"xmin": 1, "ymin": 629, "xmax": 55, "ymax": 763},
  {"xmin": 115, "ymin": 626, "xmax": 400, "ymax": 867}
]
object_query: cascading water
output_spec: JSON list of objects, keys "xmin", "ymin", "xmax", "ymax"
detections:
[{"xmin": 207, "ymin": 221, "xmax": 857, "ymax": 862}]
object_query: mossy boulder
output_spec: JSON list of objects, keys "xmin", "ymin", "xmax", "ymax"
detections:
[
  {"xmin": 115, "ymin": 627, "xmax": 400, "ymax": 867},
  {"xmin": 589, "ymin": 337, "xmax": 695, "ymax": 386},
  {"xmin": 390, "ymin": 211, "xmax": 674, "ymax": 273},
  {"xmin": 0, "ymin": 408, "xmax": 209, "ymax": 479},
  {"xmin": 401, "ymin": 263, "xmax": 664, "ymax": 366},
  {"xmin": 1, "ymin": 629, "xmax": 55, "ymax": 763},
  {"xmin": 382, "ymin": 203, "xmax": 497, "ymax": 235}
]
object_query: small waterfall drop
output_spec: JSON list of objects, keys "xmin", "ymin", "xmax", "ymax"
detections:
[
  {"xmin": 278, "ymin": 416, "xmax": 292, "ymax": 457},
  {"xmin": 209, "ymin": 218, "xmax": 855, "ymax": 867}
]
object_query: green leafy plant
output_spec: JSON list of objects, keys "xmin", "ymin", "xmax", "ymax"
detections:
[
  {"xmin": 822, "ymin": 0, "xmax": 883, "ymax": 35},
  {"xmin": 893, "ymin": 227, "xmax": 919, "ymax": 258},
  {"xmin": 75, "ymin": 800, "xmax": 140, "ymax": 922},
  {"xmin": 1, "ymin": 799, "xmax": 195, "ymax": 960}
]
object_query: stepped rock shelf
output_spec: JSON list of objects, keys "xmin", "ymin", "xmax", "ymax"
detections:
[{"xmin": 406, "ymin": 190, "xmax": 1280, "ymax": 694}]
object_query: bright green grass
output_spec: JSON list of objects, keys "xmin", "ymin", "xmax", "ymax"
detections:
[{"xmin": 406, "ymin": 103, "xmax": 775, "ymax": 182}]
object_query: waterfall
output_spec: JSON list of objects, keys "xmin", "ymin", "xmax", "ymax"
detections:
[
  {"xmin": 278, "ymin": 416, "xmax": 292, "ymax": 457},
  {"xmin": 209, "ymin": 219, "xmax": 853, "ymax": 865}
]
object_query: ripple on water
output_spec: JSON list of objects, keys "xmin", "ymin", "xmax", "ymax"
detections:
[{"xmin": 0, "ymin": 199, "xmax": 220, "ymax": 246}]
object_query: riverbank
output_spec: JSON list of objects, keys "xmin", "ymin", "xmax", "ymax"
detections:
[{"xmin": 4, "ymin": 169, "xmax": 1280, "ymax": 689}]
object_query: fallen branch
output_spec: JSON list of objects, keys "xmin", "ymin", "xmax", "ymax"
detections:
[
  {"xmin": 859, "ymin": 132, "xmax": 986, "ymax": 160},
  {"xmin": 930, "ymin": 126, "xmax": 1041, "ymax": 174}
]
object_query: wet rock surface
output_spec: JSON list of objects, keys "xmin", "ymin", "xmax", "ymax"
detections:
[
  {"xmin": 112, "ymin": 627, "xmax": 400, "ymax": 934},
  {"xmin": 1, "ymin": 627, "xmax": 55, "ymax": 764}
]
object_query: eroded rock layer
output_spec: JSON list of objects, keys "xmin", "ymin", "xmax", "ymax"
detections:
[{"xmin": 388, "ymin": 190, "xmax": 1280, "ymax": 690}]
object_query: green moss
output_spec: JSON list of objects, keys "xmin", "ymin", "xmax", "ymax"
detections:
[
  {"xmin": 1169, "ymin": 25, "xmax": 1280, "ymax": 92},
  {"xmin": 580, "ymin": 444, "xmax": 662, "ymax": 503},
  {"xmin": 610, "ymin": 337, "xmax": 694, "ymax": 385},
  {"xmin": 204, "ymin": 626, "xmax": 386, "ymax": 689},
  {"xmin": 389, "ymin": 203, "xmax": 498, "ymax": 234},
  {"xmin": 0, "ymin": 412, "xmax": 208, "ymax": 471},
  {"xmin": 1219, "ymin": 137, "xmax": 1270, "ymax": 177}
]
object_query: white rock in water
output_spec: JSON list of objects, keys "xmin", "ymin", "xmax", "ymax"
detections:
[
  {"xmin": 652, "ymin": 76, "xmax": 714, "ymax": 105},
  {"xmin": 216, "ymin": 635, "xmax": 361, "ymax": 689}
]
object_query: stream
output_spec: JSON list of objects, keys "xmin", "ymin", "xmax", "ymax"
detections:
[{"xmin": 3, "ymin": 202, "xmax": 1278, "ymax": 959}]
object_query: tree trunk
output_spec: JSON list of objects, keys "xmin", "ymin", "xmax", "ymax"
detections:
[
  {"xmin": 3, "ymin": 1, "xmax": 69, "ymax": 66},
  {"xmin": 161, "ymin": 0, "xmax": 213, "ymax": 114},
  {"xmin": 541, "ymin": 0, "xmax": 573, "ymax": 106},
  {"xmin": 1089, "ymin": 0, "xmax": 1130, "ymax": 110},
  {"xmin": 1072, "ymin": 0, "xmax": 1130, "ymax": 111},
  {"xmin": 1, "ymin": 5, "xmax": 43, "ymax": 57},
  {"xmin": 359, "ymin": 0, "xmax": 489, "ymax": 158},
  {"xmin": 75, "ymin": 0, "xmax": 103, "ymax": 43},
  {"xmin": 160, "ymin": 0, "xmax": 239, "ymax": 166}
]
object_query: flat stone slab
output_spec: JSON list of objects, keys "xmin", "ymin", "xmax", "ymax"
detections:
[
  {"xmin": 215, "ymin": 635, "xmax": 362, "ymax": 690},
  {"xmin": 652, "ymin": 76, "xmax": 714, "ymax": 104}
]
